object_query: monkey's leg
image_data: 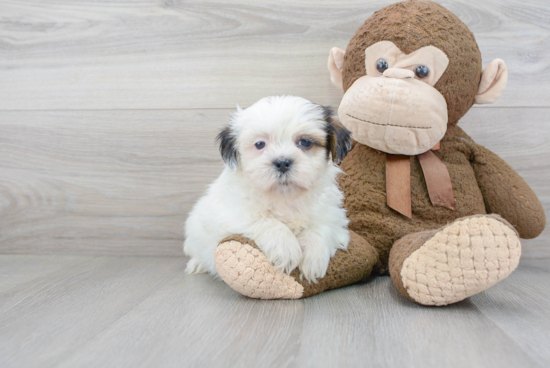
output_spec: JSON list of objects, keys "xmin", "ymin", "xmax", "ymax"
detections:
[
  {"xmin": 214, "ymin": 231, "xmax": 379, "ymax": 299},
  {"xmin": 389, "ymin": 214, "xmax": 521, "ymax": 306}
]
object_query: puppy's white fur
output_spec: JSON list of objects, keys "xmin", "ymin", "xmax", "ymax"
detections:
[{"xmin": 184, "ymin": 96, "xmax": 350, "ymax": 282}]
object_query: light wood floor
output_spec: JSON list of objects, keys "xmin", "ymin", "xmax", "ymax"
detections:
[
  {"xmin": 0, "ymin": 255, "xmax": 549, "ymax": 368},
  {"xmin": 1, "ymin": 0, "xmax": 549, "ymax": 367}
]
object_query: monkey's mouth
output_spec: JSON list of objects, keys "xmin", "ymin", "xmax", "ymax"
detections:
[{"xmin": 346, "ymin": 113, "xmax": 432, "ymax": 130}]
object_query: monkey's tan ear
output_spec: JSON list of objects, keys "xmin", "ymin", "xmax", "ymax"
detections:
[
  {"xmin": 475, "ymin": 59, "xmax": 508, "ymax": 104},
  {"xmin": 328, "ymin": 47, "xmax": 346, "ymax": 91}
]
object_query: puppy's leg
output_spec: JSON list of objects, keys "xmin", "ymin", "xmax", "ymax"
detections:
[
  {"xmin": 298, "ymin": 226, "xmax": 332, "ymax": 283},
  {"xmin": 183, "ymin": 206, "xmax": 224, "ymax": 276},
  {"xmin": 245, "ymin": 218, "xmax": 303, "ymax": 274},
  {"xmin": 185, "ymin": 257, "xmax": 209, "ymax": 274},
  {"xmin": 332, "ymin": 224, "xmax": 351, "ymax": 252},
  {"xmin": 184, "ymin": 232, "xmax": 219, "ymax": 275}
]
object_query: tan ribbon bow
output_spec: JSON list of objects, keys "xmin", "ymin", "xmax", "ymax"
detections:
[{"xmin": 385, "ymin": 142, "xmax": 456, "ymax": 219}]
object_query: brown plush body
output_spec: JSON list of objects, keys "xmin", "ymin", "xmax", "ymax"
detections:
[
  {"xmin": 341, "ymin": 125, "xmax": 545, "ymax": 274},
  {"xmin": 213, "ymin": 0, "xmax": 546, "ymax": 305}
]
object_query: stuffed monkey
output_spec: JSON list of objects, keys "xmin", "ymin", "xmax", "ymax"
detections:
[{"xmin": 213, "ymin": 0, "xmax": 546, "ymax": 305}]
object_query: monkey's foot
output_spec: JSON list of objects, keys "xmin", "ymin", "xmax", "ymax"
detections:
[
  {"xmin": 215, "ymin": 232, "xmax": 378, "ymax": 299},
  {"xmin": 389, "ymin": 215, "xmax": 521, "ymax": 306},
  {"xmin": 215, "ymin": 235, "xmax": 304, "ymax": 299}
]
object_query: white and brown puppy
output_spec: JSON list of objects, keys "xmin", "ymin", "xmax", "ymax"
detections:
[{"xmin": 184, "ymin": 95, "xmax": 352, "ymax": 282}]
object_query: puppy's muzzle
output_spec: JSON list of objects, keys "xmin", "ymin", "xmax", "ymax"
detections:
[{"xmin": 273, "ymin": 158, "xmax": 293, "ymax": 174}]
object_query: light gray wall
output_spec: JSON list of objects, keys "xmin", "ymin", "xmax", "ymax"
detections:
[{"xmin": 0, "ymin": 0, "xmax": 548, "ymax": 256}]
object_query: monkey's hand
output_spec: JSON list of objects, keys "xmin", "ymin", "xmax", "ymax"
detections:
[{"xmin": 472, "ymin": 145, "xmax": 545, "ymax": 239}]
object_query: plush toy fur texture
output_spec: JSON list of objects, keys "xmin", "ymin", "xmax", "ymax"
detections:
[
  {"xmin": 213, "ymin": 0, "xmax": 546, "ymax": 305},
  {"xmin": 341, "ymin": 125, "xmax": 545, "ymax": 274},
  {"xmin": 342, "ymin": 0, "xmax": 481, "ymax": 125},
  {"xmin": 340, "ymin": 1, "xmax": 545, "ymax": 301}
]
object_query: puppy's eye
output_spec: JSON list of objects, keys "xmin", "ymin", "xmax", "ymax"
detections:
[
  {"xmin": 376, "ymin": 59, "xmax": 389, "ymax": 73},
  {"xmin": 415, "ymin": 65, "xmax": 430, "ymax": 79},
  {"xmin": 297, "ymin": 138, "xmax": 313, "ymax": 149},
  {"xmin": 254, "ymin": 141, "xmax": 265, "ymax": 150}
]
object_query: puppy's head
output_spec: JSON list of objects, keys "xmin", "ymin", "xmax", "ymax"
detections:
[{"xmin": 217, "ymin": 96, "xmax": 351, "ymax": 195}]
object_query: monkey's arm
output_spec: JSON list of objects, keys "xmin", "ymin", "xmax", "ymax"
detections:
[{"xmin": 471, "ymin": 145, "xmax": 545, "ymax": 239}]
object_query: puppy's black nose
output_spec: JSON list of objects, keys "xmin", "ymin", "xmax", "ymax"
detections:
[{"xmin": 274, "ymin": 158, "xmax": 293, "ymax": 174}]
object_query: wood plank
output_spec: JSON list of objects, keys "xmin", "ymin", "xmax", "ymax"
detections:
[
  {"xmin": 0, "ymin": 255, "xmax": 543, "ymax": 368},
  {"xmin": 0, "ymin": 254, "xmax": 92, "ymax": 294},
  {"xmin": 294, "ymin": 278, "xmax": 542, "ymax": 368},
  {"xmin": 56, "ymin": 264, "xmax": 305, "ymax": 368},
  {"xmin": 0, "ymin": 255, "xmax": 184, "ymax": 368},
  {"xmin": 0, "ymin": 109, "xmax": 226, "ymax": 255},
  {"xmin": 0, "ymin": 107, "xmax": 548, "ymax": 257},
  {"xmin": 0, "ymin": 0, "xmax": 549, "ymax": 110},
  {"xmin": 0, "ymin": 255, "xmax": 97, "ymax": 313},
  {"xmin": 471, "ymin": 258, "xmax": 550, "ymax": 367}
]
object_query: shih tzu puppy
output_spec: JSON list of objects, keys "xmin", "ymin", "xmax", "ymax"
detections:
[{"xmin": 184, "ymin": 95, "xmax": 352, "ymax": 282}]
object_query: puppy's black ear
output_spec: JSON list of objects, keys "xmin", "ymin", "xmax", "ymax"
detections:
[
  {"xmin": 216, "ymin": 125, "xmax": 238, "ymax": 169},
  {"xmin": 322, "ymin": 106, "xmax": 352, "ymax": 164}
]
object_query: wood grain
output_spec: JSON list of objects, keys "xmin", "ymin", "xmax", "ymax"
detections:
[
  {"xmin": 0, "ymin": 1, "xmax": 548, "ymax": 367},
  {"xmin": 296, "ymin": 276, "xmax": 541, "ymax": 368},
  {"xmin": 0, "ymin": 254, "xmax": 89, "ymax": 294},
  {"xmin": 1, "ymin": 107, "xmax": 548, "ymax": 257},
  {"xmin": 0, "ymin": 109, "xmax": 225, "ymax": 255},
  {"xmin": 0, "ymin": 0, "xmax": 549, "ymax": 110},
  {"xmin": 0, "ymin": 255, "xmax": 184, "ymax": 368},
  {"xmin": 0, "ymin": 254, "xmax": 548, "ymax": 368},
  {"xmin": 471, "ymin": 258, "xmax": 550, "ymax": 367}
]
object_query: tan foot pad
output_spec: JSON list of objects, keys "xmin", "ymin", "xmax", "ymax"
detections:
[
  {"xmin": 401, "ymin": 216, "xmax": 521, "ymax": 306},
  {"xmin": 214, "ymin": 240, "xmax": 304, "ymax": 299}
]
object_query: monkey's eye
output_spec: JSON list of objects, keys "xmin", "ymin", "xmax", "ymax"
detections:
[
  {"xmin": 415, "ymin": 65, "xmax": 430, "ymax": 79},
  {"xmin": 376, "ymin": 59, "xmax": 389, "ymax": 73},
  {"xmin": 254, "ymin": 141, "xmax": 265, "ymax": 150},
  {"xmin": 297, "ymin": 138, "xmax": 313, "ymax": 149}
]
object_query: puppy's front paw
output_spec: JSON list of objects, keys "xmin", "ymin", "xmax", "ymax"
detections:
[
  {"xmin": 299, "ymin": 236, "xmax": 331, "ymax": 283},
  {"xmin": 185, "ymin": 258, "xmax": 208, "ymax": 274},
  {"xmin": 335, "ymin": 227, "xmax": 351, "ymax": 250},
  {"xmin": 255, "ymin": 229, "xmax": 302, "ymax": 274}
]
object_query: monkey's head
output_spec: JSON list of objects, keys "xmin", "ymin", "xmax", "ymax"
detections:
[{"xmin": 328, "ymin": 0, "xmax": 507, "ymax": 155}]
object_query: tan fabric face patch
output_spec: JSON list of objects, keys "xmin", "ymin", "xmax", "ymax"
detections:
[
  {"xmin": 338, "ymin": 75, "xmax": 448, "ymax": 155},
  {"xmin": 365, "ymin": 41, "xmax": 450, "ymax": 86},
  {"xmin": 338, "ymin": 40, "xmax": 449, "ymax": 155}
]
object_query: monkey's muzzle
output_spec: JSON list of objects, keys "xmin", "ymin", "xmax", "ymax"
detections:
[{"xmin": 338, "ymin": 76, "xmax": 448, "ymax": 155}]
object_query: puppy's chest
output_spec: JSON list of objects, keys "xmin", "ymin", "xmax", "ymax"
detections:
[{"xmin": 263, "ymin": 206, "xmax": 311, "ymax": 234}]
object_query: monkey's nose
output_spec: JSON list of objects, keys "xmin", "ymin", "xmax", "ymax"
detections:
[
  {"xmin": 383, "ymin": 68, "xmax": 415, "ymax": 79},
  {"xmin": 273, "ymin": 158, "xmax": 293, "ymax": 174}
]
